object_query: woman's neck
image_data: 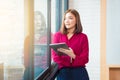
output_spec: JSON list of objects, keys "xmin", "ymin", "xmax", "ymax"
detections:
[
  {"xmin": 67, "ymin": 27, "xmax": 75, "ymax": 34},
  {"xmin": 67, "ymin": 28, "xmax": 75, "ymax": 40}
]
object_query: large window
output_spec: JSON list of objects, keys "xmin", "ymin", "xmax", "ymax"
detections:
[
  {"xmin": 34, "ymin": 0, "xmax": 49, "ymax": 79},
  {"xmin": 0, "ymin": 0, "xmax": 68, "ymax": 80},
  {"xmin": 24, "ymin": 0, "xmax": 51, "ymax": 80},
  {"xmin": 0, "ymin": 0, "xmax": 24, "ymax": 80}
]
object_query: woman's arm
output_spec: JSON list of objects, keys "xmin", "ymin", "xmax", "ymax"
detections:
[
  {"xmin": 72, "ymin": 35, "xmax": 89, "ymax": 66},
  {"xmin": 51, "ymin": 32, "xmax": 71, "ymax": 67}
]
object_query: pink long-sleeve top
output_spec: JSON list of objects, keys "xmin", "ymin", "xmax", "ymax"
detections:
[{"xmin": 52, "ymin": 31, "xmax": 89, "ymax": 69}]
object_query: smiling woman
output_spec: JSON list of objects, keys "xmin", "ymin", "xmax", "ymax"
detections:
[{"xmin": 52, "ymin": 9, "xmax": 89, "ymax": 80}]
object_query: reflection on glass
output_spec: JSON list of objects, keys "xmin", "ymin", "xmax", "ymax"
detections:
[{"xmin": 34, "ymin": 11, "xmax": 48, "ymax": 78}]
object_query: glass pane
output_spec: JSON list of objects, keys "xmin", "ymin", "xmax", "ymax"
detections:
[
  {"xmin": 51, "ymin": 0, "xmax": 56, "ymax": 34},
  {"xmin": 0, "ymin": 0, "xmax": 24, "ymax": 80},
  {"xmin": 34, "ymin": 0, "xmax": 48, "ymax": 79},
  {"xmin": 51, "ymin": 0, "xmax": 56, "ymax": 64}
]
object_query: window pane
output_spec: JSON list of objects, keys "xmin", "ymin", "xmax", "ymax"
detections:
[
  {"xmin": 51, "ymin": 0, "xmax": 56, "ymax": 34},
  {"xmin": 0, "ymin": 0, "xmax": 24, "ymax": 80},
  {"xmin": 34, "ymin": 0, "xmax": 48, "ymax": 79},
  {"xmin": 51, "ymin": 0, "xmax": 56, "ymax": 64}
]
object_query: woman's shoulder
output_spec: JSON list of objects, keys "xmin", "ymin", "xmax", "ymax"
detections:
[
  {"xmin": 54, "ymin": 31, "xmax": 63, "ymax": 36},
  {"xmin": 76, "ymin": 32, "xmax": 88, "ymax": 40},
  {"xmin": 77, "ymin": 32, "xmax": 87, "ymax": 37}
]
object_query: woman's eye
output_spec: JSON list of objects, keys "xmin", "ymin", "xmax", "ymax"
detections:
[
  {"xmin": 64, "ymin": 17, "xmax": 73, "ymax": 20},
  {"xmin": 69, "ymin": 17, "xmax": 73, "ymax": 19}
]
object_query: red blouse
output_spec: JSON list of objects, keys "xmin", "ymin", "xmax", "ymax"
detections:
[{"xmin": 52, "ymin": 31, "xmax": 89, "ymax": 69}]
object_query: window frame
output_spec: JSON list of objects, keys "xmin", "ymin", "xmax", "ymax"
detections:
[
  {"xmin": 55, "ymin": 0, "xmax": 69, "ymax": 32},
  {"xmin": 24, "ymin": 0, "xmax": 68, "ymax": 80}
]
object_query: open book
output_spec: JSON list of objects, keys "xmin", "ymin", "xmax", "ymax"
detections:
[{"xmin": 50, "ymin": 43, "xmax": 69, "ymax": 55}]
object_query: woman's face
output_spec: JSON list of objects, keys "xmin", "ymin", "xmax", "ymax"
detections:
[
  {"xmin": 64, "ymin": 12, "xmax": 76, "ymax": 30},
  {"xmin": 34, "ymin": 13, "xmax": 46, "ymax": 35}
]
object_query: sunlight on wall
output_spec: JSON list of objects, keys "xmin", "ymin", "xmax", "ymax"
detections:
[{"xmin": 0, "ymin": 0, "xmax": 24, "ymax": 66}]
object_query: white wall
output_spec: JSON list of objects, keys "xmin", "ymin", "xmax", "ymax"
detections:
[
  {"xmin": 106, "ymin": 0, "xmax": 120, "ymax": 64},
  {"xmin": 69, "ymin": 0, "xmax": 100, "ymax": 80}
]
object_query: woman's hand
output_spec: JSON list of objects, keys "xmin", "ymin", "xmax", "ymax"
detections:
[{"xmin": 57, "ymin": 48, "xmax": 76, "ymax": 59}]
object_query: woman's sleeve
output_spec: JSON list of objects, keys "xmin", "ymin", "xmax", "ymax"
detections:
[
  {"xmin": 72, "ymin": 34, "xmax": 89, "ymax": 66},
  {"xmin": 51, "ymin": 33, "xmax": 71, "ymax": 66}
]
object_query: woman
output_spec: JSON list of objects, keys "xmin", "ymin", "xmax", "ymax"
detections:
[{"xmin": 52, "ymin": 9, "xmax": 89, "ymax": 80}]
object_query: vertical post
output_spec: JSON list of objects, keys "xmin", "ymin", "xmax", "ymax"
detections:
[
  {"xmin": 47, "ymin": 0, "xmax": 51, "ymax": 67},
  {"xmin": 0, "ymin": 63, "xmax": 4, "ymax": 80},
  {"xmin": 100, "ymin": 0, "xmax": 107, "ymax": 80},
  {"xmin": 24, "ymin": 0, "xmax": 34, "ymax": 80},
  {"xmin": 64, "ymin": 0, "xmax": 69, "ymax": 12},
  {"xmin": 55, "ymin": 0, "xmax": 62, "ymax": 32}
]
